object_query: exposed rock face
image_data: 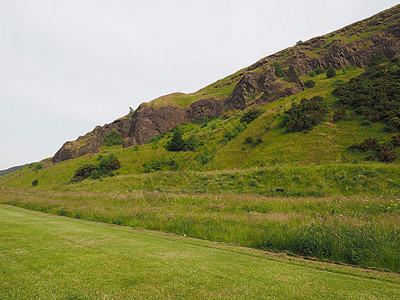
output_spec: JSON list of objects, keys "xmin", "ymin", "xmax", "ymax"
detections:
[
  {"xmin": 52, "ymin": 5, "xmax": 400, "ymax": 163},
  {"xmin": 225, "ymin": 72, "xmax": 265, "ymax": 110},
  {"xmin": 187, "ymin": 98, "xmax": 224, "ymax": 121},
  {"xmin": 125, "ymin": 98, "xmax": 225, "ymax": 147},
  {"xmin": 52, "ymin": 117, "xmax": 132, "ymax": 163},
  {"xmin": 127, "ymin": 104, "xmax": 187, "ymax": 146}
]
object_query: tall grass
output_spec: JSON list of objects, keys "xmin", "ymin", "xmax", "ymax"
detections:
[{"xmin": 2, "ymin": 188, "xmax": 399, "ymax": 273}]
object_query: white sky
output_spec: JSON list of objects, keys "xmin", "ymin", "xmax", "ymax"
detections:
[{"xmin": 0, "ymin": 0, "xmax": 398, "ymax": 169}]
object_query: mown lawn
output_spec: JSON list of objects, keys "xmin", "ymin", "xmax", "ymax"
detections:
[{"xmin": 1, "ymin": 205, "xmax": 400, "ymax": 299}]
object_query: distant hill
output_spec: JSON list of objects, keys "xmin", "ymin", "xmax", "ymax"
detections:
[{"xmin": 0, "ymin": 164, "xmax": 29, "ymax": 177}]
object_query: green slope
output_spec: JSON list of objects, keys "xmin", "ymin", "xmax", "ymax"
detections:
[
  {"xmin": 1, "ymin": 205, "xmax": 399, "ymax": 299},
  {"xmin": 1, "ymin": 65, "xmax": 399, "ymax": 193}
]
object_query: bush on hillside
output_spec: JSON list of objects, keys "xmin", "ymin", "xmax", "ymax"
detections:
[
  {"xmin": 166, "ymin": 128, "xmax": 202, "ymax": 152},
  {"xmin": 282, "ymin": 96, "xmax": 327, "ymax": 132},
  {"xmin": 184, "ymin": 135, "xmax": 201, "ymax": 151},
  {"xmin": 349, "ymin": 137, "xmax": 380, "ymax": 152},
  {"xmin": 166, "ymin": 128, "xmax": 185, "ymax": 151},
  {"xmin": 271, "ymin": 62, "xmax": 284, "ymax": 78},
  {"xmin": 385, "ymin": 117, "xmax": 400, "ymax": 132},
  {"xmin": 103, "ymin": 130, "xmax": 123, "ymax": 147},
  {"xmin": 349, "ymin": 136, "xmax": 398, "ymax": 163},
  {"xmin": 33, "ymin": 163, "xmax": 43, "ymax": 171},
  {"xmin": 222, "ymin": 124, "xmax": 246, "ymax": 142},
  {"xmin": 332, "ymin": 59, "xmax": 400, "ymax": 130},
  {"xmin": 32, "ymin": 179, "xmax": 38, "ymax": 187},
  {"xmin": 332, "ymin": 108, "xmax": 347, "ymax": 122},
  {"xmin": 391, "ymin": 135, "xmax": 400, "ymax": 147},
  {"xmin": 304, "ymin": 80, "xmax": 315, "ymax": 88},
  {"xmin": 74, "ymin": 164, "xmax": 98, "ymax": 180},
  {"xmin": 367, "ymin": 53, "xmax": 389, "ymax": 67},
  {"xmin": 72, "ymin": 154, "xmax": 121, "ymax": 182},
  {"xmin": 240, "ymin": 109, "xmax": 263, "ymax": 124},
  {"xmin": 142, "ymin": 156, "xmax": 180, "ymax": 173},
  {"xmin": 326, "ymin": 66, "xmax": 336, "ymax": 78}
]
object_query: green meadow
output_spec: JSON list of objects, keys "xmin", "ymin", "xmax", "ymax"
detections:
[{"xmin": 1, "ymin": 205, "xmax": 400, "ymax": 299}]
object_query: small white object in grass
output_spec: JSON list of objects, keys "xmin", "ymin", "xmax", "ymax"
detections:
[{"xmin": 184, "ymin": 234, "xmax": 186, "ymax": 236}]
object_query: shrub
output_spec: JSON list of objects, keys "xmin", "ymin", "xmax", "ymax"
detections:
[
  {"xmin": 304, "ymin": 80, "xmax": 315, "ymax": 88},
  {"xmin": 245, "ymin": 136, "xmax": 253, "ymax": 144},
  {"xmin": 244, "ymin": 136, "xmax": 263, "ymax": 146},
  {"xmin": 378, "ymin": 147, "xmax": 397, "ymax": 163},
  {"xmin": 326, "ymin": 66, "xmax": 336, "ymax": 78},
  {"xmin": 282, "ymin": 96, "xmax": 327, "ymax": 132},
  {"xmin": 240, "ymin": 109, "xmax": 263, "ymax": 124},
  {"xmin": 333, "ymin": 108, "xmax": 347, "ymax": 122},
  {"xmin": 166, "ymin": 128, "xmax": 202, "ymax": 152},
  {"xmin": 143, "ymin": 156, "xmax": 180, "ymax": 173},
  {"xmin": 308, "ymin": 70, "xmax": 316, "ymax": 77},
  {"xmin": 197, "ymin": 148, "xmax": 213, "ymax": 165},
  {"xmin": 32, "ymin": 179, "xmax": 38, "ymax": 187},
  {"xmin": 314, "ymin": 67, "xmax": 324, "ymax": 75},
  {"xmin": 166, "ymin": 128, "xmax": 186, "ymax": 151},
  {"xmin": 72, "ymin": 154, "xmax": 121, "ymax": 182},
  {"xmin": 391, "ymin": 135, "xmax": 400, "ymax": 147},
  {"xmin": 368, "ymin": 53, "xmax": 389, "ymax": 67},
  {"xmin": 349, "ymin": 137, "xmax": 380, "ymax": 152},
  {"xmin": 271, "ymin": 62, "xmax": 284, "ymax": 78},
  {"xmin": 33, "ymin": 163, "xmax": 43, "ymax": 171},
  {"xmin": 332, "ymin": 59, "xmax": 400, "ymax": 129},
  {"xmin": 193, "ymin": 116, "xmax": 215, "ymax": 127},
  {"xmin": 143, "ymin": 159, "xmax": 164, "ymax": 173},
  {"xmin": 385, "ymin": 117, "xmax": 400, "ymax": 132},
  {"xmin": 74, "ymin": 164, "xmax": 98, "ymax": 181},
  {"xmin": 103, "ymin": 130, "xmax": 123, "ymax": 147},
  {"xmin": 184, "ymin": 135, "xmax": 201, "ymax": 151},
  {"xmin": 222, "ymin": 124, "xmax": 246, "ymax": 142},
  {"xmin": 98, "ymin": 154, "xmax": 121, "ymax": 174},
  {"xmin": 296, "ymin": 40, "xmax": 303, "ymax": 46},
  {"xmin": 349, "ymin": 137, "xmax": 397, "ymax": 163}
]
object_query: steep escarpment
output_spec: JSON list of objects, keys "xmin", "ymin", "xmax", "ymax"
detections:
[{"xmin": 52, "ymin": 4, "xmax": 400, "ymax": 163}]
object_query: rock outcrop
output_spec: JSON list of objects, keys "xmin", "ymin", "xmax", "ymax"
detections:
[
  {"xmin": 52, "ymin": 4, "xmax": 400, "ymax": 163},
  {"xmin": 52, "ymin": 117, "xmax": 132, "ymax": 163}
]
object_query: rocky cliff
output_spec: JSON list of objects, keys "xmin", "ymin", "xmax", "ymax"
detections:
[{"xmin": 52, "ymin": 4, "xmax": 400, "ymax": 163}]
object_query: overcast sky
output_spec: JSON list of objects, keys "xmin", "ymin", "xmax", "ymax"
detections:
[{"xmin": 0, "ymin": 0, "xmax": 398, "ymax": 170}]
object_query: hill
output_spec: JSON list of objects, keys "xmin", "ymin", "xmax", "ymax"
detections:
[
  {"xmin": 1, "ymin": 4, "xmax": 400, "ymax": 275},
  {"xmin": 0, "ymin": 164, "xmax": 29, "ymax": 177},
  {"xmin": 51, "ymin": 4, "xmax": 400, "ymax": 163}
]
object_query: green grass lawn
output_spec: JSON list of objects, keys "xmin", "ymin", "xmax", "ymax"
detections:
[{"xmin": 1, "ymin": 205, "xmax": 400, "ymax": 299}]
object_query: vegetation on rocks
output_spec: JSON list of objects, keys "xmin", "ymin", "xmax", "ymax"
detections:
[{"xmin": 103, "ymin": 129, "xmax": 123, "ymax": 147}]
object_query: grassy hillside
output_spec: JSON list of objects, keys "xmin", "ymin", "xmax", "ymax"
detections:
[
  {"xmin": 2, "ymin": 64, "xmax": 399, "ymax": 191},
  {"xmin": 1, "ymin": 205, "xmax": 399, "ymax": 299}
]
